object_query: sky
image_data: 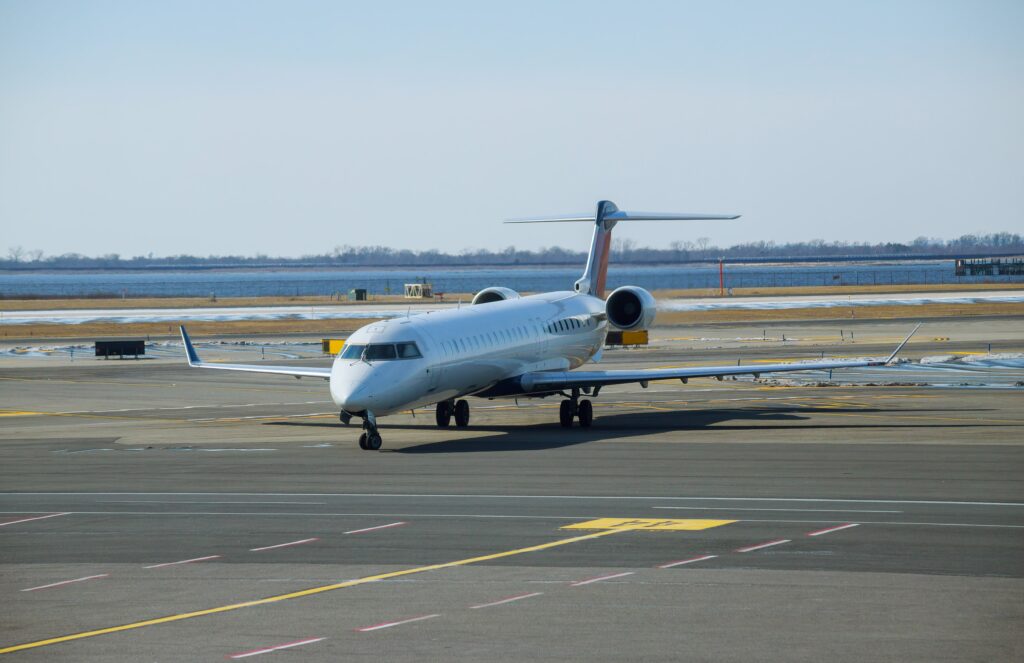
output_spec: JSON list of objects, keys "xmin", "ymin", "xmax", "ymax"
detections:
[{"xmin": 1, "ymin": 0, "xmax": 1022, "ymax": 258}]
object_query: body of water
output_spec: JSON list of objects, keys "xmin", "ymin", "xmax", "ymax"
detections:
[{"xmin": 0, "ymin": 261, "xmax": 1019, "ymax": 298}]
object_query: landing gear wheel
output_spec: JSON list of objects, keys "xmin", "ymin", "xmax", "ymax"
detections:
[
  {"xmin": 358, "ymin": 432, "xmax": 368, "ymax": 449},
  {"xmin": 454, "ymin": 399, "xmax": 470, "ymax": 427},
  {"xmin": 365, "ymin": 431, "xmax": 382, "ymax": 450},
  {"xmin": 435, "ymin": 401, "xmax": 452, "ymax": 427},
  {"xmin": 559, "ymin": 400, "xmax": 574, "ymax": 427},
  {"xmin": 578, "ymin": 399, "xmax": 593, "ymax": 427}
]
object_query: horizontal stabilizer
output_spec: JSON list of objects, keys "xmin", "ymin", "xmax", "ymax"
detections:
[{"xmin": 505, "ymin": 211, "xmax": 739, "ymax": 223}]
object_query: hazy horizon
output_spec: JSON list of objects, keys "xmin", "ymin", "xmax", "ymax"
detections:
[{"xmin": 2, "ymin": 1, "xmax": 1022, "ymax": 257}]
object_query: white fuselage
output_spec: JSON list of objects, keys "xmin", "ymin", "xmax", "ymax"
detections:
[{"xmin": 330, "ymin": 292, "xmax": 607, "ymax": 415}]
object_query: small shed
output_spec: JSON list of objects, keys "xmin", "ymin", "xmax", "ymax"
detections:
[{"xmin": 349, "ymin": 288, "xmax": 368, "ymax": 301}]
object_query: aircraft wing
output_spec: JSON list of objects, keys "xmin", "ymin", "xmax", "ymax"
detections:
[
  {"xmin": 179, "ymin": 326, "xmax": 332, "ymax": 379},
  {"xmin": 519, "ymin": 324, "xmax": 920, "ymax": 393}
]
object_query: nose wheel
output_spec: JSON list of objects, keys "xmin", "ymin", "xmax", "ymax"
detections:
[
  {"xmin": 357, "ymin": 411, "xmax": 382, "ymax": 450},
  {"xmin": 358, "ymin": 431, "xmax": 382, "ymax": 450}
]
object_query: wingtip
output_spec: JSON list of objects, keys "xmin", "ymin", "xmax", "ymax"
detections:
[
  {"xmin": 180, "ymin": 325, "xmax": 200, "ymax": 366},
  {"xmin": 886, "ymin": 322, "xmax": 922, "ymax": 364}
]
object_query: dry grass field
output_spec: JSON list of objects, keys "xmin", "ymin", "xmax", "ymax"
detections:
[
  {"xmin": 1, "ymin": 282, "xmax": 1021, "ymax": 340},
  {"xmin": 2, "ymin": 282, "xmax": 1021, "ymax": 312}
]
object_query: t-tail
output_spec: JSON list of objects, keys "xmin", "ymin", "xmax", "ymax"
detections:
[{"xmin": 506, "ymin": 200, "xmax": 739, "ymax": 297}]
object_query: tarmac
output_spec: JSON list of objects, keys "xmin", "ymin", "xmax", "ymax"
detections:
[{"xmin": 1, "ymin": 319, "xmax": 1022, "ymax": 661}]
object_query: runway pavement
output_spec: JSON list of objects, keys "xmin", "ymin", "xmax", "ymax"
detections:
[{"xmin": 1, "ymin": 327, "xmax": 1022, "ymax": 661}]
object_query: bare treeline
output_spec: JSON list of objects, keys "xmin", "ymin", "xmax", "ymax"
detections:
[{"xmin": 3, "ymin": 233, "xmax": 1022, "ymax": 269}]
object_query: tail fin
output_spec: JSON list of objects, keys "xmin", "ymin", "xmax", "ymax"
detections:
[{"xmin": 506, "ymin": 200, "xmax": 739, "ymax": 297}]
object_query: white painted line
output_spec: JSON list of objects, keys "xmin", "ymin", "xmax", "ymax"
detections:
[
  {"xmin": 658, "ymin": 555, "xmax": 717, "ymax": 569},
  {"xmin": 10, "ymin": 493, "xmax": 1023, "ymax": 507},
  {"xmin": 1, "ymin": 512, "xmax": 1019, "ymax": 528},
  {"xmin": 228, "ymin": 637, "xmax": 326, "ymax": 658},
  {"xmin": 357, "ymin": 614, "xmax": 440, "ymax": 632},
  {"xmin": 807, "ymin": 523, "xmax": 860, "ymax": 537},
  {"xmin": 344, "ymin": 521, "xmax": 407, "ymax": 535},
  {"xmin": 570, "ymin": 571, "xmax": 635, "ymax": 587},
  {"xmin": 102, "ymin": 501, "xmax": 326, "ymax": 505},
  {"xmin": 250, "ymin": 538, "xmax": 319, "ymax": 552},
  {"xmin": 470, "ymin": 592, "xmax": 543, "ymax": 609},
  {"xmin": 654, "ymin": 506, "xmax": 900, "ymax": 513},
  {"xmin": 22, "ymin": 574, "xmax": 109, "ymax": 592},
  {"xmin": 0, "ymin": 513, "xmax": 70, "ymax": 528},
  {"xmin": 735, "ymin": 539, "xmax": 791, "ymax": 553},
  {"xmin": 144, "ymin": 555, "xmax": 221, "ymax": 569}
]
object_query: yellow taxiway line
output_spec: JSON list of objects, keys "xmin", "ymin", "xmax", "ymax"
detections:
[{"xmin": 0, "ymin": 527, "xmax": 627, "ymax": 655}]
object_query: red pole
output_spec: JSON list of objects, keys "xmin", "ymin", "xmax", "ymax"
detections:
[{"xmin": 719, "ymin": 258, "xmax": 724, "ymax": 296}]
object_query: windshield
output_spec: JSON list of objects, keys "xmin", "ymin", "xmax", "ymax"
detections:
[
  {"xmin": 339, "ymin": 342, "xmax": 421, "ymax": 361},
  {"xmin": 340, "ymin": 344, "xmax": 365, "ymax": 359},
  {"xmin": 364, "ymin": 344, "xmax": 397, "ymax": 360}
]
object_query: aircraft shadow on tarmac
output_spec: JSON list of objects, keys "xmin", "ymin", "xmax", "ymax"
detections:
[{"xmin": 264, "ymin": 404, "xmax": 1001, "ymax": 454}]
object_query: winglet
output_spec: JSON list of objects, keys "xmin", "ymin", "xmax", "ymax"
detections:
[
  {"xmin": 180, "ymin": 325, "xmax": 201, "ymax": 366},
  {"xmin": 885, "ymin": 323, "xmax": 921, "ymax": 365}
]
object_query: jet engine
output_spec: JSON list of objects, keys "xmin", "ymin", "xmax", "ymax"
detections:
[
  {"xmin": 605, "ymin": 285, "xmax": 656, "ymax": 330},
  {"xmin": 471, "ymin": 287, "xmax": 521, "ymax": 305}
]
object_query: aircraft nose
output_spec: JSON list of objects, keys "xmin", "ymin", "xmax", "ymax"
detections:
[{"xmin": 336, "ymin": 383, "xmax": 372, "ymax": 412}]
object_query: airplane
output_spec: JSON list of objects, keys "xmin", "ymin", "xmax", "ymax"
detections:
[{"xmin": 179, "ymin": 200, "xmax": 920, "ymax": 450}]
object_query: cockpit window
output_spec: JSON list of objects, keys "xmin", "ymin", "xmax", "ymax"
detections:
[
  {"xmin": 396, "ymin": 342, "xmax": 422, "ymax": 358},
  {"xmin": 340, "ymin": 344, "xmax": 365, "ymax": 359},
  {"xmin": 341, "ymin": 342, "xmax": 421, "ymax": 361},
  {"xmin": 364, "ymin": 344, "xmax": 397, "ymax": 360}
]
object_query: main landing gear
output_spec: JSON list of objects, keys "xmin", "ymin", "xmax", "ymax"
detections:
[
  {"xmin": 357, "ymin": 411, "xmax": 382, "ymax": 451},
  {"xmin": 559, "ymin": 389, "xmax": 593, "ymax": 428},
  {"xmin": 435, "ymin": 399, "xmax": 470, "ymax": 428}
]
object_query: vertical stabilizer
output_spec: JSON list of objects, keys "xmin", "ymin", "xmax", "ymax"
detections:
[{"xmin": 575, "ymin": 200, "xmax": 619, "ymax": 297}]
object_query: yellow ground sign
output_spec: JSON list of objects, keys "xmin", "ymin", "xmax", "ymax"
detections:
[{"xmin": 561, "ymin": 518, "xmax": 735, "ymax": 531}]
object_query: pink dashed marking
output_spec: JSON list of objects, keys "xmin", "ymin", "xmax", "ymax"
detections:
[
  {"xmin": 356, "ymin": 614, "xmax": 440, "ymax": 632},
  {"xmin": 22, "ymin": 574, "xmax": 109, "ymax": 592},
  {"xmin": 570, "ymin": 571, "xmax": 634, "ymax": 587},
  {"xmin": 658, "ymin": 554, "xmax": 717, "ymax": 568},
  {"xmin": 470, "ymin": 592, "xmax": 543, "ymax": 609},
  {"xmin": 0, "ymin": 513, "xmax": 70, "ymax": 527},
  {"xmin": 735, "ymin": 539, "xmax": 790, "ymax": 553},
  {"xmin": 227, "ymin": 637, "xmax": 325, "ymax": 658},
  {"xmin": 344, "ymin": 522, "xmax": 407, "ymax": 535},
  {"xmin": 144, "ymin": 555, "xmax": 221, "ymax": 569},
  {"xmin": 250, "ymin": 538, "xmax": 319, "ymax": 552},
  {"xmin": 807, "ymin": 523, "xmax": 860, "ymax": 537}
]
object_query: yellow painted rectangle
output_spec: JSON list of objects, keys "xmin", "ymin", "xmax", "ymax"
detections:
[
  {"xmin": 321, "ymin": 339, "xmax": 345, "ymax": 354},
  {"xmin": 620, "ymin": 330, "xmax": 649, "ymax": 345},
  {"xmin": 561, "ymin": 518, "xmax": 735, "ymax": 531}
]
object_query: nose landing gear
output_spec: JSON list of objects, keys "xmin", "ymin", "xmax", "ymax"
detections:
[{"xmin": 357, "ymin": 411, "xmax": 382, "ymax": 450}]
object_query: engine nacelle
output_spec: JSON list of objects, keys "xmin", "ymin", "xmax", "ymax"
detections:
[
  {"xmin": 605, "ymin": 285, "xmax": 657, "ymax": 330},
  {"xmin": 471, "ymin": 286, "xmax": 521, "ymax": 305}
]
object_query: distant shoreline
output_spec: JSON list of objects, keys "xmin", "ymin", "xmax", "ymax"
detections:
[{"xmin": 2, "ymin": 253, "xmax": 1022, "ymax": 274}]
